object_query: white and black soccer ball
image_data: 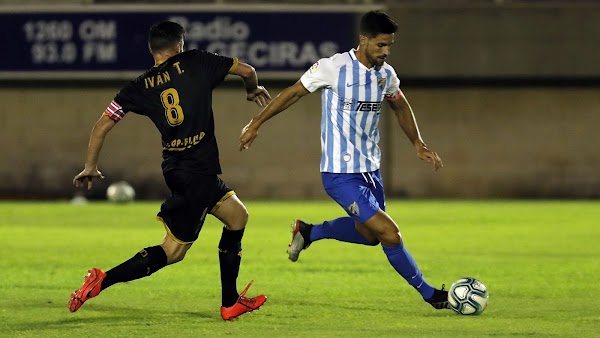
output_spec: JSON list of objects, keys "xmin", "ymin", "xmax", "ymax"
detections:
[
  {"xmin": 448, "ymin": 277, "xmax": 489, "ymax": 315},
  {"xmin": 106, "ymin": 181, "xmax": 135, "ymax": 203}
]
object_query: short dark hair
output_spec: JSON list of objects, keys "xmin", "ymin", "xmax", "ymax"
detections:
[
  {"xmin": 148, "ymin": 21, "xmax": 185, "ymax": 53},
  {"xmin": 359, "ymin": 11, "xmax": 398, "ymax": 38}
]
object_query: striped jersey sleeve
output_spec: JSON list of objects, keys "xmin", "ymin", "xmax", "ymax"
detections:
[
  {"xmin": 300, "ymin": 58, "xmax": 337, "ymax": 92},
  {"xmin": 383, "ymin": 68, "xmax": 401, "ymax": 101},
  {"xmin": 103, "ymin": 81, "xmax": 139, "ymax": 122}
]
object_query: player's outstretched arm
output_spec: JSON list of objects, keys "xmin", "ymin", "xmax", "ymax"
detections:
[
  {"xmin": 239, "ymin": 81, "xmax": 310, "ymax": 151},
  {"xmin": 229, "ymin": 62, "xmax": 272, "ymax": 107},
  {"xmin": 388, "ymin": 93, "xmax": 443, "ymax": 170},
  {"xmin": 73, "ymin": 114, "xmax": 116, "ymax": 190}
]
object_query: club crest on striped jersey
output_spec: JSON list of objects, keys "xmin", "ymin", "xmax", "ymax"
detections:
[
  {"xmin": 343, "ymin": 98, "xmax": 353, "ymax": 110},
  {"xmin": 377, "ymin": 77, "xmax": 386, "ymax": 90}
]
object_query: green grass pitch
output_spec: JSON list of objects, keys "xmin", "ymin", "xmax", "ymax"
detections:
[{"xmin": 1, "ymin": 200, "xmax": 599, "ymax": 337}]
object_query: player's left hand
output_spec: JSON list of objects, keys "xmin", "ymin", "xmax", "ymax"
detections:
[
  {"xmin": 416, "ymin": 143, "xmax": 443, "ymax": 171},
  {"xmin": 247, "ymin": 86, "xmax": 272, "ymax": 107}
]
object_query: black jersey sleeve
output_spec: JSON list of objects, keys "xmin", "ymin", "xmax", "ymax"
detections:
[
  {"xmin": 112, "ymin": 81, "xmax": 143, "ymax": 117},
  {"xmin": 192, "ymin": 50, "xmax": 237, "ymax": 88},
  {"xmin": 102, "ymin": 82, "xmax": 139, "ymax": 122}
]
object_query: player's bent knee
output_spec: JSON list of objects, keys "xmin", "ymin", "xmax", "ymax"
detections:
[
  {"xmin": 213, "ymin": 195, "xmax": 248, "ymax": 231},
  {"xmin": 161, "ymin": 240, "xmax": 191, "ymax": 265},
  {"xmin": 226, "ymin": 208, "xmax": 247, "ymax": 231},
  {"xmin": 166, "ymin": 251, "xmax": 187, "ymax": 264},
  {"xmin": 379, "ymin": 231, "xmax": 402, "ymax": 247},
  {"xmin": 239, "ymin": 207, "xmax": 249, "ymax": 227}
]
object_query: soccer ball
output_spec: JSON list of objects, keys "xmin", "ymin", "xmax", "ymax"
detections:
[
  {"xmin": 448, "ymin": 277, "xmax": 489, "ymax": 315},
  {"xmin": 106, "ymin": 181, "xmax": 135, "ymax": 203}
]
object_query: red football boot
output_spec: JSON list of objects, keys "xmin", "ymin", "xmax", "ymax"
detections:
[
  {"xmin": 220, "ymin": 280, "xmax": 267, "ymax": 321},
  {"xmin": 69, "ymin": 268, "xmax": 106, "ymax": 312}
]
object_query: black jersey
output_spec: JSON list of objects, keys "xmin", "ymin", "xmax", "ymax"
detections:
[{"xmin": 103, "ymin": 49, "xmax": 237, "ymax": 175}]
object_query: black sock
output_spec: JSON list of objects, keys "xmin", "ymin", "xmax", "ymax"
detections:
[
  {"xmin": 219, "ymin": 227, "xmax": 244, "ymax": 307},
  {"xmin": 101, "ymin": 246, "xmax": 168, "ymax": 290}
]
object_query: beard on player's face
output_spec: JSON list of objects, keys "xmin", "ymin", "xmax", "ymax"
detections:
[
  {"xmin": 365, "ymin": 42, "xmax": 390, "ymax": 67},
  {"xmin": 366, "ymin": 48, "xmax": 386, "ymax": 67}
]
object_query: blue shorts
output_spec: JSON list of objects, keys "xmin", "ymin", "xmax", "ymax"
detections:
[{"xmin": 321, "ymin": 170, "xmax": 385, "ymax": 224}]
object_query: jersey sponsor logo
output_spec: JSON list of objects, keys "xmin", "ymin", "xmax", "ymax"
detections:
[
  {"xmin": 346, "ymin": 82, "xmax": 359, "ymax": 87},
  {"xmin": 163, "ymin": 131, "xmax": 206, "ymax": 151},
  {"xmin": 356, "ymin": 101, "xmax": 382, "ymax": 112}
]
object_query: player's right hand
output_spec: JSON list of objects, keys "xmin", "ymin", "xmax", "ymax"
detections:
[
  {"xmin": 73, "ymin": 167, "xmax": 105, "ymax": 190},
  {"xmin": 246, "ymin": 86, "xmax": 272, "ymax": 107}
]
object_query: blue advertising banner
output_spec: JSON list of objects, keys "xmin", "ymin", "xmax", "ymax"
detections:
[{"xmin": 0, "ymin": 9, "xmax": 356, "ymax": 79}]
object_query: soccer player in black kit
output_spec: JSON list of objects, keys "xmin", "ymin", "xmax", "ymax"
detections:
[{"xmin": 70, "ymin": 21, "xmax": 272, "ymax": 321}]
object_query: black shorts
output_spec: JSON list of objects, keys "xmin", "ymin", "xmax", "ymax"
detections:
[{"xmin": 157, "ymin": 170, "xmax": 234, "ymax": 243}]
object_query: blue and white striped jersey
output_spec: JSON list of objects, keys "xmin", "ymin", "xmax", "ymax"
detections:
[{"xmin": 300, "ymin": 49, "xmax": 401, "ymax": 173}]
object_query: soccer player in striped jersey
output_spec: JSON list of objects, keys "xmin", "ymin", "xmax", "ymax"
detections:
[
  {"xmin": 70, "ymin": 21, "xmax": 270, "ymax": 320},
  {"xmin": 239, "ymin": 11, "xmax": 450, "ymax": 310}
]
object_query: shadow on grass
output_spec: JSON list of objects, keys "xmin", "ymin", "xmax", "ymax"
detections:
[{"xmin": 8, "ymin": 302, "xmax": 216, "ymax": 333}]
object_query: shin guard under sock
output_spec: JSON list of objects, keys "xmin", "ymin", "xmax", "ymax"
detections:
[
  {"xmin": 219, "ymin": 228, "xmax": 245, "ymax": 307},
  {"xmin": 382, "ymin": 242, "xmax": 434, "ymax": 299},
  {"xmin": 101, "ymin": 245, "xmax": 168, "ymax": 290}
]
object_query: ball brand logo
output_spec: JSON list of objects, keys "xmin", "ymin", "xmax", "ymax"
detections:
[{"xmin": 356, "ymin": 101, "xmax": 382, "ymax": 112}]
